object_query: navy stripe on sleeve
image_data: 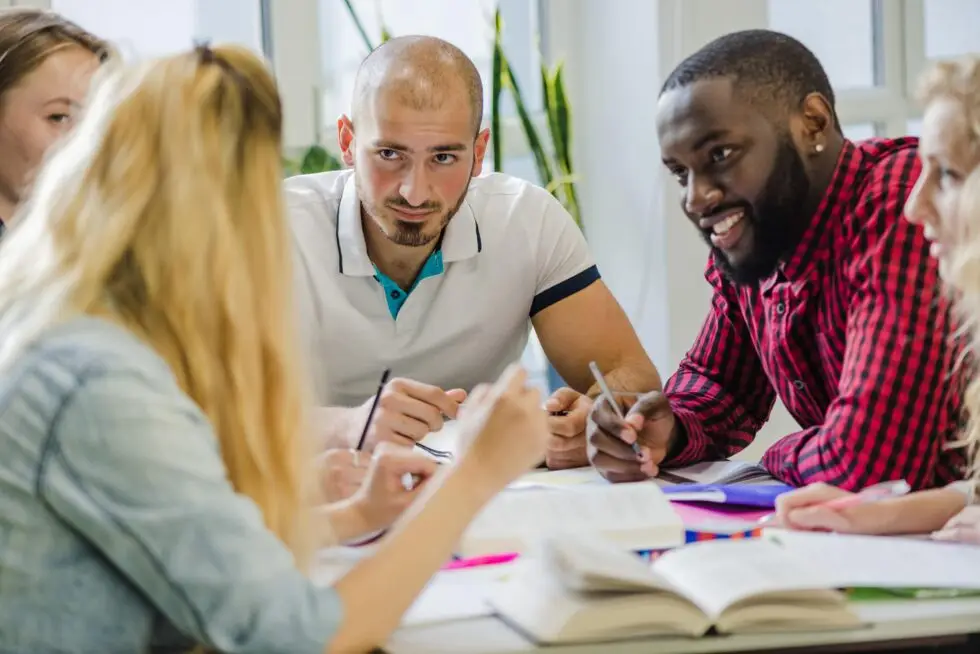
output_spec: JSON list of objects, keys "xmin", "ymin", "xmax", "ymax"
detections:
[{"xmin": 529, "ymin": 265, "xmax": 601, "ymax": 317}]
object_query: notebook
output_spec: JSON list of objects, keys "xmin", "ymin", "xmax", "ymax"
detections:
[
  {"xmin": 457, "ymin": 481, "xmax": 683, "ymax": 557},
  {"xmin": 661, "ymin": 483, "xmax": 794, "ymax": 508},
  {"xmin": 489, "ymin": 531, "xmax": 980, "ymax": 644}
]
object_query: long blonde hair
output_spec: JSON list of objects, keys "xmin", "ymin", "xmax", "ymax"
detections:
[
  {"xmin": 0, "ymin": 45, "xmax": 311, "ymax": 563},
  {"xmin": 917, "ymin": 56, "xmax": 980, "ymax": 481}
]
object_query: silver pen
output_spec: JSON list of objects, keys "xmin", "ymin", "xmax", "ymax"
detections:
[{"xmin": 589, "ymin": 361, "xmax": 643, "ymax": 456}]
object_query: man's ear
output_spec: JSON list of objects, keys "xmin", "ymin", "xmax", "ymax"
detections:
[
  {"xmin": 471, "ymin": 128, "xmax": 491, "ymax": 177},
  {"xmin": 799, "ymin": 92, "xmax": 836, "ymax": 156},
  {"xmin": 338, "ymin": 115, "xmax": 356, "ymax": 166}
]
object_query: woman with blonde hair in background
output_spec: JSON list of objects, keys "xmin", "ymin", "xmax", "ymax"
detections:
[
  {"xmin": 775, "ymin": 55, "xmax": 980, "ymax": 543},
  {"xmin": 0, "ymin": 8, "xmax": 106, "ymax": 230},
  {"xmin": 0, "ymin": 43, "xmax": 549, "ymax": 653}
]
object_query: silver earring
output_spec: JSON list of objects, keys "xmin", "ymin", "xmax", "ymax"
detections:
[{"xmin": 814, "ymin": 143, "xmax": 825, "ymax": 153}]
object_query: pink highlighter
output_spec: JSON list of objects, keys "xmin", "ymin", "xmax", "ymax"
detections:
[
  {"xmin": 758, "ymin": 479, "xmax": 911, "ymax": 525},
  {"xmin": 441, "ymin": 552, "xmax": 519, "ymax": 571}
]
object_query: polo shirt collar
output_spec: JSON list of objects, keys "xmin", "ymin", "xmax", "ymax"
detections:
[{"xmin": 336, "ymin": 174, "xmax": 483, "ymax": 276}]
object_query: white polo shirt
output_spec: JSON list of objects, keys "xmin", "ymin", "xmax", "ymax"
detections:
[{"xmin": 286, "ymin": 169, "xmax": 599, "ymax": 407}]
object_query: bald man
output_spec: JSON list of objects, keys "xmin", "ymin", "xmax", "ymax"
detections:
[{"xmin": 286, "ymin": 36, "xmax": 660, "ymax": 470}]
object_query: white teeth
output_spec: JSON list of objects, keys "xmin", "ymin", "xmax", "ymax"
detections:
[{"xmin": 713, "ymin": 212, "xmax": 743, "ymax": 235}]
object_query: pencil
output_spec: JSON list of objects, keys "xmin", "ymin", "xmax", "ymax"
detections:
[{"xmin": 355, "ymin": 368, "xmax": 391, "ymax": 452}]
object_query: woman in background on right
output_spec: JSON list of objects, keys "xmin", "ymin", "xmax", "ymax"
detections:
[{"xmin": 776, "ymin": 56, "xmax": 980, "ymax": 543}]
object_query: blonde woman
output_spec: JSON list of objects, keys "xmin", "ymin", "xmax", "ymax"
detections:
[
  {"xmin": 0, "ymin": 43, "xmax": 548, "ymax": 654},
  {"xmin": 775, "ymin": 55, "xmax": 980, "ymax": 543},
  {"xmin": 0, "ymin": 8, "xmax": 106, "ymax": 228}
]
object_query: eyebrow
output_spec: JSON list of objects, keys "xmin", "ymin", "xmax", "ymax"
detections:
[
  {"xmin": 661, "ymin": 128, "xmax": 732, "ymax": 166},
  {"xmin": 371, "ymin": 140, "xmax": 468, "ymax": 153},
  {"xmin": 691, "ymin": 129, "xmax": 730, "ymax": 152},
  {"xmin": 43, "ymin": 97, "xmax": 80, "ymax": 108}
]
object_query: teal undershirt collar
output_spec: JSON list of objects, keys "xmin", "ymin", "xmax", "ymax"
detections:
[{"xmin": 373, "ymin": 249, "xmax": 445, "ymax": 318}]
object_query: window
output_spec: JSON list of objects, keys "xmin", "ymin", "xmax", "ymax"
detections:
[
  {"xmin": 767, "ymin": 0, "xmax": 879, "ymax": 90},
  {"xmin": 844, "ymin": 123, "xmax": 878, "ymax": 141},
  {"xmin": 51, "ymin": 0, "xmax": 266, "ymax": 59},
  {"xmin": 923, "ymin": 0, "xmax": 980, "ymax": 60},
  {"xmin": 316, "ymin": 0, "xmax": 542, "ymax": 147}
]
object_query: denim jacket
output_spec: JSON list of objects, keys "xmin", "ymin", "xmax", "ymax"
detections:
[{"xmin": 0, "ymin": 317, "xmax": 341, "ymax": 653}]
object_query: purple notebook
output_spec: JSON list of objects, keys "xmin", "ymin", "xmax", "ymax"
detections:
[{"xmin": 661, "ymin": 483, "xmax": 794, "ymax": 508}]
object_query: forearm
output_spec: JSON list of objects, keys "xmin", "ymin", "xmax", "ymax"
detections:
[
  {"xmin": 867, "ymin": 487, "xmax": 967, "ymax": 535},
  {"xmin": 311, "ymin": 406, "xmax": 357, "ymax": 450},
  {"xmin": 328, "ymin": 463, "xmax": 496, "ymax": 653},
  {"xmin": 584, "ymin": 354, "xmax": 662, "ymax": 399},
  {"xmin": 314, "ymin": 500, "xmax": 374, "ymax": 547},
  {"xmin": 761, "ymin": 422, "xmax": 945, "ymax": 490},
  {"xmin": 662, "ymin": 378, "xmax": 766, "ymax": 466}
]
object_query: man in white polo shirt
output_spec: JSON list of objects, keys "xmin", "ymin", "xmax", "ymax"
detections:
[{"xmin": 287, "ymin": 35, "xmax": 660, "ymax": 469}]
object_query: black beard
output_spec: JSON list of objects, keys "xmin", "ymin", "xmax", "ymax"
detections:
[{"xmin": 705, "ymin": 138, "xmax": 812, "ymax": 285}]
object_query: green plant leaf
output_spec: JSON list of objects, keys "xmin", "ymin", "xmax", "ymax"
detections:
[
  {"xmin": 552, "ymin": 64, "xmax": 573, "ymax": 174},
  {"xmin": 505, "ymin": 57, "xmax": 553, "ymax": 189},
  {"xmin": 542, "ymin": 64, "xmax": 566, "ymax": 175},
  {"xmin": 491, "ymin": 9, "xmax": 504, "ymax": 173},
  {"xmin": 300, "ymin": 145, "xmax": 343, "ymax": 174},
  {"xmin": 342, "ymin": 0, "xmax": 376, "ymax": 52}
]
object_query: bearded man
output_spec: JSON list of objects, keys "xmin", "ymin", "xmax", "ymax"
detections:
[{"xmin": 587, "ymin": 29, "xmax": 965, "ymax": 491}]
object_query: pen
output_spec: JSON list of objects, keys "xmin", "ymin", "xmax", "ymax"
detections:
[
  {"xmin": 442, "ymin": 552, "xmax": 519, "ymax": 570},
  {"xmin": 588, "ymin": 361, "xmax": 643, "ymax": 456},
  {"xmin": 757, "ymin": 479, "xmax": 911, "ymax": 524},
  {"xmin": 354, "ymin": 368, "xmax": 391, "ymax": 457}
]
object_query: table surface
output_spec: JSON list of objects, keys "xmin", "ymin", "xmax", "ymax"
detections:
[{"xmin": 385, "ymin": 597, "xmax": 980, "ymax": 653}]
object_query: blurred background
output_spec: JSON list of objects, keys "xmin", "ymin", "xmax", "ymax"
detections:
[{"xmin": 12, "ymin": 0, "xmax": 978, "ymax": 459}]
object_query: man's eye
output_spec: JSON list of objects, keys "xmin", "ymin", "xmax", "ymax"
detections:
[
  {"xmin": 669, "ymin": 168, "xmax": 688, "ymax": 186},
  {"xmin": 710, "ymin": 146, "xmax": 734, "ymax": 164}
]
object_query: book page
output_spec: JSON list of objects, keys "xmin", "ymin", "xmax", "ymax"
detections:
[
  {"xmin": 539, "ymin": 535, "xmax": 677, "ymax": 594},
  {"xmin": 659, "ymin": 460, "xmax": 776, "ymax": 485},
  {"xmin": 508, "ymin": 467, "xmax": 608, "ymax": 490},
  {"xmin": 652, "ymin": 538, "xmax": 835, "ymax": 619},
  {"xmin": 764, "ymin": 530, "xmax": 980, "ymax": 590},
  {"xmin": 460, "ymin": 482, "xmax": 683, "ymax": 556}
]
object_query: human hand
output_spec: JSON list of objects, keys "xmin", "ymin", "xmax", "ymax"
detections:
[
  {"xmin": 348, "ymin": 443, "xmax": 441, "ymax": 533},
  {"xmin": 455, "ymin": 365, "xmax": 549, "ymax": 490},
  {"xmin": 354, "ymin": 378, "xmax": 467, "ymax": 449},
  {"xmin": 317, "ymin": 448, "xmax": 368, "ymax": 502},
  {"xmin": 773, "ymin": 483, "xmax": 863, "ymax": 532},
  {"xmin": 932, "ymin": 506, "xmax": 980, "ymax": 545},
  {"xmin": 543, "ymin": 387, "xmax": 592, "ymax": 469},
  {"xmin": 586, "ymin": 390, "xmax": 675, "ymax": 482}
]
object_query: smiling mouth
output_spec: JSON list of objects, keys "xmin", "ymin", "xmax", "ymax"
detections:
[{"xmin": 705, "ymin": 210, "xmax": 748, "ymax": 251}]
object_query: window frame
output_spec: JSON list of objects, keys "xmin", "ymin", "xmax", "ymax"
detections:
[{"xmin": 13, "ymin": 0, "xmax": 557, "ymax": 161}]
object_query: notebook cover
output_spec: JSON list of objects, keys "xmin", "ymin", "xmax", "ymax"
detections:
[{"xmin": 661, "ymin": 483, "xmax": 794, "ymax": 508}]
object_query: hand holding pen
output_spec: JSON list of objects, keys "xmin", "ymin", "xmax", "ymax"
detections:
[
  {"xmin": 769, "ymin": 479, "xmax": 912, "ymax": 532},
  {"xmin": 585, "ymin": 362, "xmax": 679, "ymax": 483},
  {"xmin": 352, "ymin": 368, "xmax": 467, "ymax": 451}
]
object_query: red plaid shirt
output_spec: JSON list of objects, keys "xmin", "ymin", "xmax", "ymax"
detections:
[{"xmin": 663, "ymin": 138, "xmax": 966, "ymax": 490}]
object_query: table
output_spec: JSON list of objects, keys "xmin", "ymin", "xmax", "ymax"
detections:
[{"xmin": 386, "ymin": 597, "xmax": 980, "ymax": 653}]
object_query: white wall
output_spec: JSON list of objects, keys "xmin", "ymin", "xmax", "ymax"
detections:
[{"xmin": 552, "ymin": 0, "xmax": 798, "ymax": 460}]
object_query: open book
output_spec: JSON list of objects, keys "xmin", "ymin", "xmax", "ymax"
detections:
[
  {"xmin": 457, "ymin": 482, "xmax": 683, "ymax": 557},
  {"xmin": 657, "ymin": 460, "xmax": 777, "ymax": 485},
  {"xmin": 491, "ymin": 530, "xmax": 980, "ymax": 644},
  {"xmin": 489, "ymin": 534, "xmax": 860, "ymax": 643}
]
